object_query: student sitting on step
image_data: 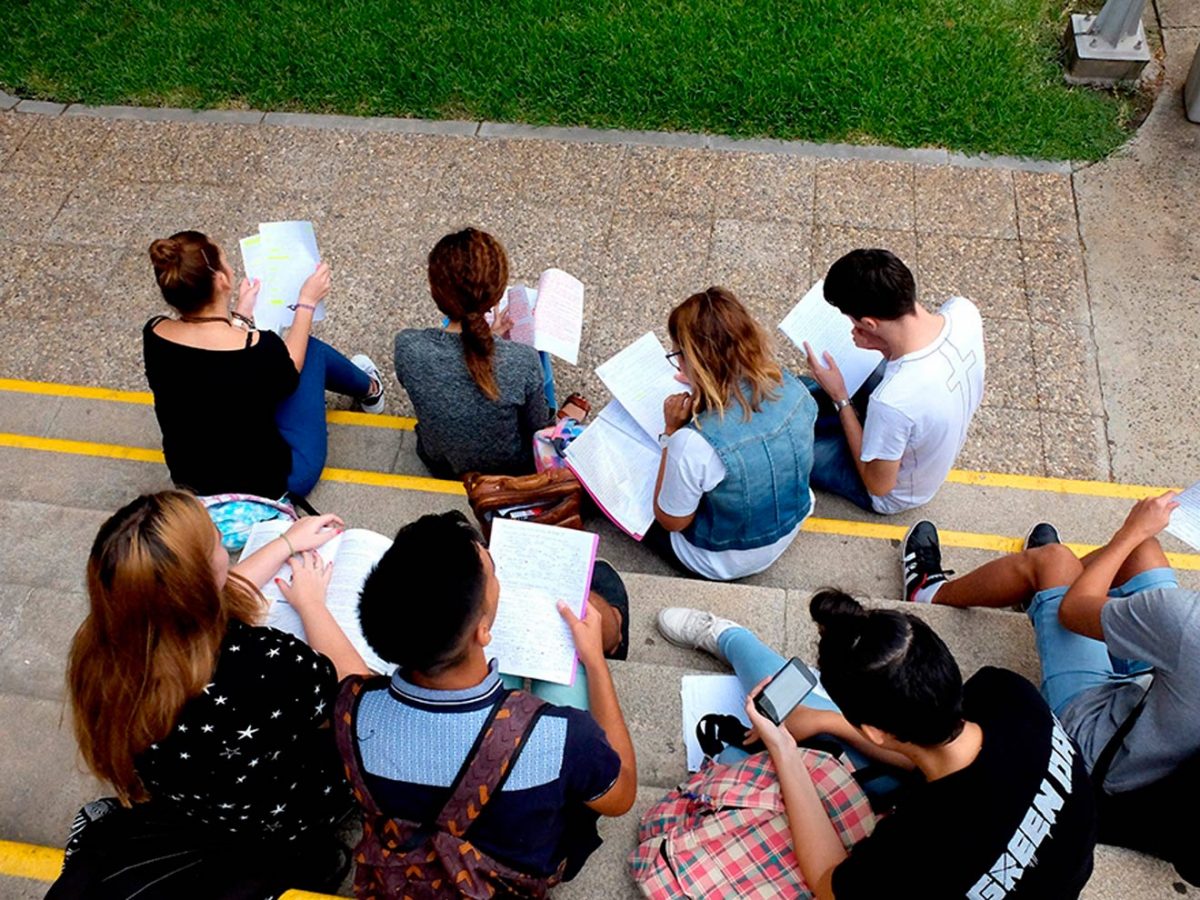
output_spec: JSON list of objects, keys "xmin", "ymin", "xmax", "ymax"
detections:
[
  {"xmin": 656, "ymin": 591, "xmax": 1097, "ymax": 899},
  {"xmin": 143, "ymin": 231, "xmax": 384, "ymax": 500},
  {"xmin": 804, "ymin": 248, "xmax": 985, "ymax": 514},
  {"xmin": 645, "ymin": 286, "xmax": 819, "ymax": 581},
  {"xmin": 340, "ymin": 511, "xmax": 636, "ymax": 895},
  {"xmin": 902, "ymin": 492, "xmax": 1200, "ymax": 877},
  {"xmin": 394, "ymin": 228, "xmax": 559, "ymax": 479},
  {"xmin": 49, "ymin": 491, "xmax": 371, "ymax": 899}
]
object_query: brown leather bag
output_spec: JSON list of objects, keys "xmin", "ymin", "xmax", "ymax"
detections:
[{"xmin": 462, "ymin": 467, "xmax": 584, "ymax": 539}]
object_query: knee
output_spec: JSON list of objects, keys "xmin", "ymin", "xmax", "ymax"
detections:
[{"xmin": 1026, "ymin": 544, "xmax": 1082, "ymax": 590}]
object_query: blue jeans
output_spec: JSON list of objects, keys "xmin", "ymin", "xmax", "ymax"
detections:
[
  {"xmin": 275, "ymin": 337, "xmax": 372, "ymax": 496},
  {"xmin": 502, "ymin": 666, "xmax": 589, "ymax": 710},
  {"xmin": 1027, "ymin": 568, "xmax": 1176, "ymax": 716},
  {"xmin": 538, "ymin": 351, "xmax": 557, "ymax": 410},
  {"xmin": 802, "ymin": 364, "xmax": 883, "ymax": 513}
]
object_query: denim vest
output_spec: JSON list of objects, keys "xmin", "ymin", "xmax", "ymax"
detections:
[{"xmin": 682, "ymin": 371, "xmax": 817, "ymax": 553}]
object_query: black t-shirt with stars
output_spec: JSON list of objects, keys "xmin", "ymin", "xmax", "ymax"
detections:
[{"xmin": 135, "ymin": 620, "xmax": 351, "ymax": 844}]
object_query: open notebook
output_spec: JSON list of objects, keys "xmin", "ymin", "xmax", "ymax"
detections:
[{"xmin": 500, "ymin": 268, "xmax": 585, "ymax": 364}]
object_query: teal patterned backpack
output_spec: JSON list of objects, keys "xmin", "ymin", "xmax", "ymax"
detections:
[{"xmin": 200, "ymin": 493, "xmax": 298, "ymax": 551}]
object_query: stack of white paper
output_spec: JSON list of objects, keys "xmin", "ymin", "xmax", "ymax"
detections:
[
  {"xmin": 1166, "ymin": 482, "xmax": 1200, "ymax": 550},
  {"xmin": 595, "ymin": 331, "xmax": 683, "ymax": 439},
  {"xmin": 486, "ymin": 519, "xmax": 599, "ymax": 685},
  {"xmin": 778, "ymin": 279, "xmax": 883, "ymax": 397},
  {"xmin": 240, "ymin": 220, "xmax": 326, "ymax": 334}
]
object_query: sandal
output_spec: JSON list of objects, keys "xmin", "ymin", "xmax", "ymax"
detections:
[{"xmin": 589, "ymin": 559, "xmax": 629, "ymax": 661}]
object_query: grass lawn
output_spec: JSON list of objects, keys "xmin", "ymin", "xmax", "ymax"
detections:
[{"xmin": 0, "ymin": 0, "xmax": 1134, "ymax": 160}]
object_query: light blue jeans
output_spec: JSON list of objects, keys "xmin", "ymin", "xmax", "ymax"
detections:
[
  {"xmin": 1027, "ymin": 568, "xmax": 1175, "ymax": 716},
  {"xmin": 502, "ymin": 666, "xmax": 589, "ymax": 711}
]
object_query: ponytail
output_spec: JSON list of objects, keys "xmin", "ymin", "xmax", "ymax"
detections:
[
  {"xmin": 427, "ymin": 228, "xmax": 509, "ymax": 401},
  {"xmin": 809, "ymin": 589, "xmax": 965, "ymax": 746}
]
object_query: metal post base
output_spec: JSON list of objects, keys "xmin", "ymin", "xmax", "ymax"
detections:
[{"xmin": 1064, "ymin": 13, "xmax": 1151, "ymax": 87}]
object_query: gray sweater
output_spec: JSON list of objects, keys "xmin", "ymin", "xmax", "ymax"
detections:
[{"xmin": 394, "ymin": 329, "xmax": 555, "ymax": 478}]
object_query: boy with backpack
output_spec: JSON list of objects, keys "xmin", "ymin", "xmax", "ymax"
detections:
[
  {"xmin": 338, "ymin": 511, "xmax": 637, "ymax": 897},
  {"xmin": 902, "ymin": 492, "xmax": 1200, "ymax": 881}
]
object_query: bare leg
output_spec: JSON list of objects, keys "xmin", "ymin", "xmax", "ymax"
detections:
[
  {"xmin": 933, "ymin": 544, "xmax": 1083, "ymax": 609},
  {"xmin": 1080, "ymin": 537, "xmax": 1170, "ymax": 587},
  {"xmin": 589, "ymin": 592, "xmax": 622, "ymax": 655}
]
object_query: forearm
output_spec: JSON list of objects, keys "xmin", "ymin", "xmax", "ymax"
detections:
[
  {"xmin": 295, "ymin": 604, "xmax": 370, "ymax": 679},
  {"xmin": 232, "ymin": 538, "xmax": 293, "ymax": 588},
  {"xmin": 839, "ymin": 408, "xmax": 873, "ymax": 488},
  {"xmin": 583, "ymin": 660, "xmax": 636, "ymax": 779},
  {"xmin": 283, "ymin": 309, "xmax": 314, "ymax": 371},
  {"xmin": 792, "ymin": 710, "xmax": 914, "ymax": 770},
  {"xmin": 771, "ymin": 742, "xmax": 846, "ymax": 899},
  {"xmin": 1070, "ymin": 529, "xmax": 1142, "ymax": 599}
]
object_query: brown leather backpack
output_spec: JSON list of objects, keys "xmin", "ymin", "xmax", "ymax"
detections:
[
  {"xmin": 461, "ymin": 468, "xmax": 583, "ymax": 539},
  {"xmin": 334, "ymin": 676, "xmax": 563, "ymax": 900}
]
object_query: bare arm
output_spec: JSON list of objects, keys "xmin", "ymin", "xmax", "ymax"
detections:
[
  {"xmin": 748, "ymin": 690, "xmax": 845, "ymax": 899},
  {"xmin": 782, "ymin": 707, "xmax": 915, "ymax": 772},
  {"xmin": 653, "ymin": 391, "xmax": 698, "ymax": 532},
  {"xmin": 1061, "ymin": 493, "xmax": 1178, "ymax": 640},
  {"xmin": 232, "ymin": 514, "xmax": 346, "ymax": 588},
  {"xmin": 282, "ymin": 263, "xmax": 331, "ymax": 372},
  {"xmin": 278, "ymin": 550, "xmax": 370, "ymax": 680},
  {"xmin": 559, "ymin": 602, "xmax": 637, "ymax": 816}
]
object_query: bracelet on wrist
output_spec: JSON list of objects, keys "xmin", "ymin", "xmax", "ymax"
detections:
[
  {"xmin": 231, "ymin": 311, "xmax": 255, "ymax": 329},
  {"xmin": 280, "ymin": 533, "xmax": 298, "ymax": 557},
  {"xmin": 832, "ymin": 397, "xmax": 852, "ymax": 414},
  {"xmin": 287, "ymin": 302, "xmax": 317, "ymax": 313}
]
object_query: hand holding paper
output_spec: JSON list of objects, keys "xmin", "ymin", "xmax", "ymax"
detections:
[{"xmin": 779, "ymin": 280, "xmax": 883, "ymax": 398}]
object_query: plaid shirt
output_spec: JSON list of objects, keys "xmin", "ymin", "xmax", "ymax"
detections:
[{"xmin": 630, "ymin": 750, "xmax": 877, "ymax": 899}]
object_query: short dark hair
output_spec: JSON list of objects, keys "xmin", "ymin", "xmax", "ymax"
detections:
[
  {"xmin": 359, "ymin": 511, "xmax": 488, "ymax": 675},
  {"xmin": 823, "ymin": 248, "xmax": 916, "ymax": 320},
  {"xmin": 810, "ymin": 589, "xmax": 964, "ymax": 746}
]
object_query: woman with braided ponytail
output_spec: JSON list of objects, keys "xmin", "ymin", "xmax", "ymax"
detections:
[
  {"xmin": 394, "ymin": 228, "xmax": 556, "ymax": 477},
  {"xmin": 655, "ymin": 592, "xmax": 1097, "ymax": 898}
]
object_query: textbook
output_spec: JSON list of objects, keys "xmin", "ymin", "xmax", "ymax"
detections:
[
  {"xmin": 778, "ymin": 279, "xmax": 883, "ymax": 398},
  {"xmin": 239, "ymin": 220, "xmax": 327, "ymax": 335},
  {"xmin": 1166, "ymin": 481, "xmax": 1200, "ymax": 550},
  {"xmin": 240, "ymin": 520, "xmax": 391, "ymax": 674},
  {"xmin": 564, "ymin": 400, "xmax": 661, "ymax": 540},
  {"xmin": 486, "ymin": 518, "xmax": 599, "ymax": 685},
  {"xmin": 501, "ymin": 268, "xmax": 585, "ymax": 365}
]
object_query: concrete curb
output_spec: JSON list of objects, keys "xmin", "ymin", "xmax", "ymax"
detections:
[{"xmin": 8, "ymin": 96, "xmax": 1075, "ymax": 174}]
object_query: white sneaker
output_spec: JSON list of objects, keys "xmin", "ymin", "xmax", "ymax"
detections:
[
  {"xmin": 656, "ymin": 607, "xmax": 740, "ymax": 660},
  {"xmin": 351, "ymin": 354, "xmax": 385, "ymax": 414}
]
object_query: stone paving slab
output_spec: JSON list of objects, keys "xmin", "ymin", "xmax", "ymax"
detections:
[{"xmin": 0, "ymin": 105, "xmax": 1113, "ymax": 481}]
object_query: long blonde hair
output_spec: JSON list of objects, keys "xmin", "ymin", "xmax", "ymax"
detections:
[
  {"xmin": 667, "ymin": 286, "xmax": 783, "ymax": 421},
  {"xmin": 67, "ymin": 491, "xmax": 263, "ymax": 804}
]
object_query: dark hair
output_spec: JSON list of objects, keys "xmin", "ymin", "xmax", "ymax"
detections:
[
  {"xmin": 809, "ymin": 589, "xmax": 964, "ymax": 746},
  {"xmin": 427, "ymin": 228, "xmax": 510, "ymax": 401},
  {"xmin": 823, "ymin": 248, "xmax": 916, "ymax": 321},
  {"xmin": 148, "ymin": 230, "xmax": 222, "ymax": 314},
  {"xmin": 359, "ymin": 511, "xmax": 488, "ymax": 675},
  {"xmin": 667, "ymin": 286, "xmax": 782, "ymax": 421}
]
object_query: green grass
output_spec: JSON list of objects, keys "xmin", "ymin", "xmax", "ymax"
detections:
[{"xmin": 0, "ymin": 0, "xmax": 1134, "ymax": 160}]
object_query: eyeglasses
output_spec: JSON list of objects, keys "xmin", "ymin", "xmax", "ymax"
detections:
[{"xmin": 665, "ymin": 350, "xmax": 683, "ymax": 370}]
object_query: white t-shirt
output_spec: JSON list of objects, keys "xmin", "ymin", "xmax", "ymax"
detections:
[
  {"xmin": 656, "ymin": 428, "xmax": 811, "ymax": 581},
  {"xmin": 861, "ymin": 296, "xmax": 985, "ymax": 514}
]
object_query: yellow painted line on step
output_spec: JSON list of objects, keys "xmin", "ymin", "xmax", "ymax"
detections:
[
  {"xmin": 0, "ymin": 433, "xmax": 464, "ymax": 498},
  {"xmin": 0, "ymin": 839, "xmax": 340, "ymax": 897},
  {"xmin": 0, "ymin": 377, "xmax": 415, "ymax": 431},
  {"xmin": 944, "ymin": 468, "xmax": 1176, "ymax": 500}
]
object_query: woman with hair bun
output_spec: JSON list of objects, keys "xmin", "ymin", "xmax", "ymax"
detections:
[
  {"xmin": 143, "ymin": 230, "xmax": 385, "ymax": 500},
  {"xmin": 655, "ymin": 594, "xmax": 1097, "ymax": 898},
  {"xmin": 393, "ymin": 228, "xmax": 556, "ymax": 478},
  {"xmin": 647, "ymin": 286, "xmax": 817, "ymax": 581},
  {"xmin": 47, "ymin": 491, "xmax": 370, "ymax": 898}
]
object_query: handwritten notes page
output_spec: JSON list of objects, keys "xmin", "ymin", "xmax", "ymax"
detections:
[
  {"xmin": 240, "ymin": 520, "xmax": 392, "ymax": 674},
  {"xmin": 1166, "ymin": 481, "xmax": 1200, "ymax": 550},
  {"xmin": 486, "ymin": 519, "xmax": 599, "ymax": 685},
  {"xmin": 779, "ymin": 279, "xmax": 883, "ymax": 398},
  {"xmin": 240, "ymin": 220, "xmax": 326, "ymax": 334},
  {"xmin": 596, "ymin": 332, "xmax": 683, "ymax": 441},
  {"xmin": 532, "ymin": 268, "xmax": 585, "ymax": 365},
  {"xmin": 564, "ymin": 400, "xmax": 661, "ymax": 540}
]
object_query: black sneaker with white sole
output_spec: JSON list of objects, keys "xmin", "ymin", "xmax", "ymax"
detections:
[
  {"xmin": 1024, "ymin": 522, "xmax": 1061, "ymax": 551},
  {"xmin": 902, "ymin": 520, "xmax": 954, "ymax": 602}
]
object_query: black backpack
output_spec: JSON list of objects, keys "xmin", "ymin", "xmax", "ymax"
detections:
[{"xmin": 1090, "ymin": 680, "xmax": 1200, "ymax": 885}]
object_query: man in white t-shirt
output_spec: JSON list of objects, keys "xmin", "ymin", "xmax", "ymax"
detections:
[{"xmin": 804, "ymin": 249, "xmax": 986, "ymax": 514}]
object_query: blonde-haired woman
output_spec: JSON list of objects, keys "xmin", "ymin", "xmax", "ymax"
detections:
[
  {"xmin": 647, "ymin": 287, "xmax": 818, "ymax": 581},
  {"xmin": 48, "ymin": 491, "xmax": 370, "ymax": 899}
]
